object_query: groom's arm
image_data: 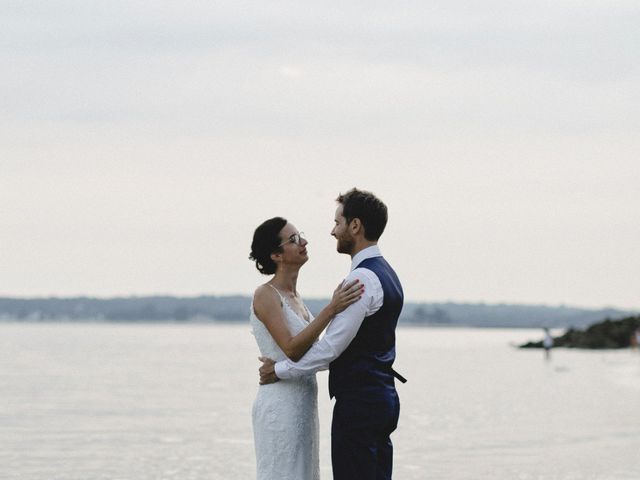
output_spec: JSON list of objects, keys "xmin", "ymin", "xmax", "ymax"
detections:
[{"xmin": 262, "ymin": 268, "xmax": 382, "ymax": 383}]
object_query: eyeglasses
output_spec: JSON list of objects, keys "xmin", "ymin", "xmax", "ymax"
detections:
[{"xmin": 278, "ymin": 232, "xmax": 306, "ymax": 247}]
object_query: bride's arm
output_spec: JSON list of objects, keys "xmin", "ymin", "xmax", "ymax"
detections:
[{"xmin": 253, "ymin": 280, "xmax": 362, "ymax": 362}]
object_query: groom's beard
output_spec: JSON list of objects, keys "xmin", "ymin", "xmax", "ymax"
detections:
[{"xmin": 336, "ymin": 237, "xmax": 355, "ymax": 255}]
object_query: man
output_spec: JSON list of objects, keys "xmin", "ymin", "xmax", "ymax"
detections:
[{"xmin": 259, "ymin": 188, "xmax": 405, "ymax": 480}]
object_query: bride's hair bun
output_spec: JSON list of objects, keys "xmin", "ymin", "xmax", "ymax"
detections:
[{"xmin": 249, "ymin": 217, "xmax": 287, "ymax": 275}]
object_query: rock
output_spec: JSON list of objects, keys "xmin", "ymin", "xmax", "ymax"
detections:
[{"xmin": 519, "ymin": 316, "xmax": 640, "ymax": 349}]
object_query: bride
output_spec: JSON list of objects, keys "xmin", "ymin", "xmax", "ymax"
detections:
[{"xmin": 249, "ymin": 217, "xmax": 362, "ymax": 480}]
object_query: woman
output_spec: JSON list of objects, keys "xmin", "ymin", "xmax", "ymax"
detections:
[{"xmin": 248, "ymin": 217, "xmax": 362, "ymax": 480}]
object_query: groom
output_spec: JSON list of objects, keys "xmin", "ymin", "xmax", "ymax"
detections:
[{"xmin": 259, "ymin": 187, "xmax": 405, "ymax": 480}]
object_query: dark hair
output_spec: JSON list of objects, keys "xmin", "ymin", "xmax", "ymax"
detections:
[
  {"xmin": 337, "ymin": 188, "xmax": 387, "ymax": 241},
  {"xmin": 249, "ymin": 217, "xmax": 287, "ymax": 275}
]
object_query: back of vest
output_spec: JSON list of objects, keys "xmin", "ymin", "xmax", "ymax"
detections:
[{"xmin": 328, "ymin": 256, "xmax": 404, "ymax": 398}]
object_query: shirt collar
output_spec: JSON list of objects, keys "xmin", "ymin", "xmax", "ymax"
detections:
[{"xmin": 350, "ymin": 245, "xmax": 382, "ymax": 272}]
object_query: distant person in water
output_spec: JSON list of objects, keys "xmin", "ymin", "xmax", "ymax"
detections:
[
  {"xmin": 543, "ymin": 328, "xmax": 553, "ymax": 360},
  {"xmin": 631, "ymin": 328, "xmax": 640, "ymax": 351}
]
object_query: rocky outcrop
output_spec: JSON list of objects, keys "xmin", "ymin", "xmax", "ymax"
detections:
[{"xmin": 520, "ymin": 316, "xmax": 640, "ymax": 349}]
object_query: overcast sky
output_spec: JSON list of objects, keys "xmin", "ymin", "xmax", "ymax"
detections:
[{"xmin": 1, "ymin": 1, "xmax": 639, "ymax": 309}]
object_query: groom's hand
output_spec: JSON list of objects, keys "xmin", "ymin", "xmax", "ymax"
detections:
[{"xmin": 258, "ymin": 357, "xmax": 279, "ymax": 385}]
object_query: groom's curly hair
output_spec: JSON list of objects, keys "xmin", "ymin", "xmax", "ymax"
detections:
[
  {"xmin": 249, "ymin": 217, "xmax": 287, "ymax": 275},
  {"xmin": 337, "ymin": 188, "xmax": 388, "ymax": 241}
]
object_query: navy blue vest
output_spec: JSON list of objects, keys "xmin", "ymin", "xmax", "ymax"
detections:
[{"xmin": 328, "ymin": 256, "xmax": 404, "ymax": 398}]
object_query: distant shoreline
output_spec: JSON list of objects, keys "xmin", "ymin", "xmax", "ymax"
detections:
[
  {"xmin": 0, "ymin": 318, "xmax": 557, "ymax": 329},
  {"xmin": 0, "ymin": 295, "xmax": 636, "ymax": 329}
]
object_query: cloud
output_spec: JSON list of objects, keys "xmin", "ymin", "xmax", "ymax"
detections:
[{"xmin": 279, "ymin": 66, "xmax": 303, "ymax": 78}]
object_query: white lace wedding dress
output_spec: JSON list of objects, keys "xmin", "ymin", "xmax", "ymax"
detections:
[{"xmin": 250, "ymin": 289, "xmax": 320, "ymax": 480}]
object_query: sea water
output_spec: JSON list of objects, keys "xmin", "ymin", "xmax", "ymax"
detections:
[{"xmin": 1, "ymin": 323, "xmax": 639, "ymax": 479}]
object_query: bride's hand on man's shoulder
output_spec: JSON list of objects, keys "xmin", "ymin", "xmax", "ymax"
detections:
[{"xmin": 330, "ymin": 279, "xmax": 364, "ymax": 315}]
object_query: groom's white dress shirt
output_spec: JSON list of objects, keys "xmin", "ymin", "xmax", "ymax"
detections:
[{"xmin": 274, "ymin": 245, "xmax": 385, "ymax": 380}]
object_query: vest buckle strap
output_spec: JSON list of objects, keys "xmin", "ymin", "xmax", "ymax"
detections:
[{"xmin": 390, "ymin": 367, "xmax": 407, "ymax": 384}]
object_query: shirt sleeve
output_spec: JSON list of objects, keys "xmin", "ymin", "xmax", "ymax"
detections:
[{"xmin": 274, "ymin": 268, "xmax": 383, "ymax": 380}]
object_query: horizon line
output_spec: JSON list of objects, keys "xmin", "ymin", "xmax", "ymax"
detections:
[{"xmin": 1, "ymin": 293, "xmax": 638, "ymax": 312}]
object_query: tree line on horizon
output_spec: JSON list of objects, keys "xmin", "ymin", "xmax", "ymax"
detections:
[{"xmin": 0, "ymin": 295, "xmax": 634, "ymax": 329}]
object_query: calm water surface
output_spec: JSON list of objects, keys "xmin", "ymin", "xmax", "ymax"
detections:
[{"xmin": 1, "ymin": 323, "xmax": 639, "ymax": 479}]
